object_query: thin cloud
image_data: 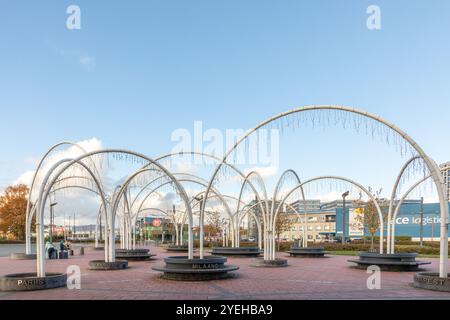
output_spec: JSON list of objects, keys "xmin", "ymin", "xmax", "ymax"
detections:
[
  {"xmin": 79, "ymin": 55, "xmax": 96, "ymax": 70},
  {"xmin": 47, "ymin": 42, "xmax": 96, "ymax": 71}
]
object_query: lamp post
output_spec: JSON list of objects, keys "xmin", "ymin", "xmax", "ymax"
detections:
[
  {"xmin": 342, "ymin": 191, "xmax": 350, "ymax": 244},
  {"xmin": 194, "ymin": 195, "xmax": 205, "ymax": 259},
  {"xmin": 49, "ymin": 202, "xmax": 58, "ymax": 243},
  {"xmin": 420, "ymin": 197, "xmax": 424, "ymax": 247}
]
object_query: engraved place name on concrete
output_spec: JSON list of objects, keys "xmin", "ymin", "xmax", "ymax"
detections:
[
  {"xmin": 17, "ymin": 279, "xmax": 45, "ymax": 287},
  {"xmin": 192, "ymin": 264, "xmax": 220, "ymax": 269},
  {"xmin": 416, "ymin": 276, "xmax": 446, "ymax": 287}
]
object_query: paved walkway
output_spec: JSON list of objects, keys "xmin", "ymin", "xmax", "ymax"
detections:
[{"xmin": 0, "ymin": 245, "xmax": 449, "ymax": 300}]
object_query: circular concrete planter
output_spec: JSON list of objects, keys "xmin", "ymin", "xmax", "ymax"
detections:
[
  {"xmin": 115, "ymin": 249, "xmax": 156, "ymax": 261},
  {"xmin": 0, "ymin": 273, "xmax": 67, "ymax": 292},
  {"xmin": 288, "ymin": 247, "xmax": 328, "ymax": 258},
  {"xmin": 152, "ymin": 256, "xmax": 239, "ymax": 281},
  {"xmin": 348, "ymin": 252, "xmax": 431, "ymax": 271},
  {"xmin": 250, "ymin": 258, "xmax": 288, "ymax": 268},
  {"xmin": 10, "ymin": 253, "xmax": 37, "ymax": 261},
  {"xmin": 166, "ymin": 245, "xmax": 189, "ymax": 253},
  {"xmin": 413, "ymin": 273, "xmax": 450, "ymax": 292},
  {"xmin": 89, "ymin": 260, "xmax": 129, "ymax": 271},
  {"xmin": 211, "ymin": 247, "xmax": 262, "ymax": 258}
]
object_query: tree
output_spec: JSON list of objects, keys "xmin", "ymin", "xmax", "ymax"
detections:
[
  {"xmin": 205, "ymin": 211, "xmax": 226, "ymax": 242},
  {"xmin": 0, "ymin": 185, "xmax": 31, "ymax": 240},
  {"xmin": 275, "ymin": 210, "xmax": 295, "ymax": 251},
  {"xmin": 354, "ymin": 189, "xmax": 388, "ymax": 252}
]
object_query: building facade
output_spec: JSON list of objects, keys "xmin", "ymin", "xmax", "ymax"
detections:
[
  {"xmin": 279, "ymin": 199, "xmax": 450, "ymax": 243},
  {"xmin": 280, "ymin": 210, "xmax": 336, "ymax": 242}
]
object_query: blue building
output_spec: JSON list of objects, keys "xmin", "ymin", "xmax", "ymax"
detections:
[{"xmin": 330, "ymin": 199, "xmax": 450, "ymax": 241}]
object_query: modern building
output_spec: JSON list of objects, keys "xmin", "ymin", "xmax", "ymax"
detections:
[
  {"xmin": 280, "ymin": 209, "xmax": 336, "ymax": 242},
  {"xmin": 71, "ymin": 224, "xmax": 97, "ymax": 240},
  {"xmin": 441, "ymin": 162, "xmax": 450, "ymax": 200},
  {"xmin": 289, "ymin": 199, "xmax": 322, "ymax": 212},
  {"xmin": 279, "ymin": 199, "xmax": 450, "ymax": 243}
]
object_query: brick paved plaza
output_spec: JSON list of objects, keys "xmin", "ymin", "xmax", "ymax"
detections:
[{"xmin": 0, "ymin": 245, "xmax": 449, "ymax": 300}]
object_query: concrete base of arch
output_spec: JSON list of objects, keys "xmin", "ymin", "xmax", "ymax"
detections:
[
  {"xmin": 166, "ymin": 245, "xmax": 190, "ymax": 253},
  {"xmin": 287, "ymin": 247, "xmax": 328, "ymax": 258},
  {"xmin": 250, "ymin": 258, "xmax": 288, "ymax": 268},
  {"xmin": 153, "ymin": 256, "xmax": 239, "ymax": 281},
  {"xmin": 0, "ymin": 273, "xmax": 67, "ymax": 292},
  {"xmin": 89, "ymin": 260, "xmax": 129, "ymax": 271},
  {"xmin": 10, "ymin": 253, "xmax": 37, "ymax": 261},
  {"xmin": 413, "ymin": 273, "xmax": 450, "ymax": 292},
  {"xmin": 115, "ymin": 249, "xmax": 156, "ymax": 261},
  {"xmin": 211, "ymin": 247, "xmax": 262, "ymax": 258},
  {"xmin": 348, "ymin": 252, "xmax": 431, "ymax": 272}
]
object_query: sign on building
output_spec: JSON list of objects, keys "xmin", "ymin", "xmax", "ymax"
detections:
[{"xmin": 349, "ymin": 208, "xmax": 365, "ymax": 237}]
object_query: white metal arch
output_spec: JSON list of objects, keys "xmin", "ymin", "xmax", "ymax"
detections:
[
  {"xmin": 36, "ymin": 158, "xmax": 109, "ymax": 277},
  {"xmin": 25, "ymin": 141, "xmax": 102, "ymax": 254},
  {"xmin": 202, "ymin": 105, "xmax": 448, "ymax": 276},
  {"xmin": 390, "ymin": 175, "xmax": 432, "ymax": 254},
  {"xmin": 35, "ymin": 149, "xmax": 194, "ymax": 277},
  {"xmin": 387, "ymin": 156, "xmax": 424, "ymax": 253},
  {"xmin": 273, "ymin": 176, "xmax": 384, "ymax": 259}
]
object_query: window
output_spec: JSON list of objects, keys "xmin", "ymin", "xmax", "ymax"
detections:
[{"xmin": 316, "ymin": 226, "xmax": 322, "ymax": 231}]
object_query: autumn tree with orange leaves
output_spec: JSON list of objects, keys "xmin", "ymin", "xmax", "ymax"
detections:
[{"xmin": 0, "ymin": 185, "xmax": 32, "ymax": 240}]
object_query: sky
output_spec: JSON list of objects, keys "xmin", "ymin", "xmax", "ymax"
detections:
[{"xmin": 0, "ymin": 1, "xmax": 449, "ymax": 223}]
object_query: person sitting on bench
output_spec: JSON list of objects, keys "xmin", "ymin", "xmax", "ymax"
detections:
[{"xmin": 45, "ymin": 241, "xmax": 57, "ymax": 259}]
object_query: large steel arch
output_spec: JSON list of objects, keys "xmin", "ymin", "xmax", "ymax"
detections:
[
  {"xmin": 153, "ymin": 151, "xmax": 269, "ymax": 257},
  {"xmin": 273, "ymin": 175, "xmax": 384, "ymax": 258},
  {"xmin": 35, "ymin": 149, "xmax": 194, "ymax": 277},
  {"xmin": 36, "ymin": 158, "xmax": 109, "ymax": 277},
  {"xmin": 135, "ymin": 177, "xmax": 238, "ymax": 247},
  {"xmin": 25, "ymin": 141, "xmax": 98, "ymax": 254},
  {"xmin": 390, "ymin": 175, "xmax": 432, "ymax": 254},
  {"xmin": 202, "ymin": 106, "xmax": 448, "ymax": 276},
  {"xmin": 270, "ymin": 169, "xmax": 308, "ymax": 252},
  {"xmin": 114, "ymin": 171, "xmax": 235, "ymax": 251},
  {"xmin": 387, "ymin": 156, "xmax": 424, "ymax": 254}
]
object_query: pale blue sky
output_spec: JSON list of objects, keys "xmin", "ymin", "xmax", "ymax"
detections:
[{"xmin": 0, "ymin": 1, "xmax": 449, "ymax": 198}]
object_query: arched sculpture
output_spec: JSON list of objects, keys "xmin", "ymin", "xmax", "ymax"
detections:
[{"xmin": 200, "ymin": 106, "xmax": 448, "ymax": 277}]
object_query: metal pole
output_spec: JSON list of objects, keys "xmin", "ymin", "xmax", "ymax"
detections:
[
  {"xmin": 50, "ymin": 205, "xmax": 53, "ymax": 243},
  {"xmin": 196, "ymin": 195, "xmax": 205, "ymax": 259},
  {"xmin": 99, "ymin": 215, "xmax": 102, "ymax": 242},
  {"xmin": 64, "ymin": 213, "xmax": 67, "ymax": 241},
  {"xmin": 342, "ymin": 192, "xmax": 349, "ymax": 244},
  {"xmin": 420, "ymin": 197, "xmax": 424, "ymax": 247}
]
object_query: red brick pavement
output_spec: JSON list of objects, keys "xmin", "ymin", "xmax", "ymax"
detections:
[{"xmin": 0, "ymin": 245, "xmax": 449, "ymax": 300}]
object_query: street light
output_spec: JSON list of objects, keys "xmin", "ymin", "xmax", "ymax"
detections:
[
  {"xmin": 194, "ymin": 195, "xmax": 205, "ymax": 258},
  {"xmin": 49, "ymin": 202, "xmax": 58, "ymax": 242},
  {"xmin": 342, "ymin": 191, "xmax": 350, "ymax": 244}
]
